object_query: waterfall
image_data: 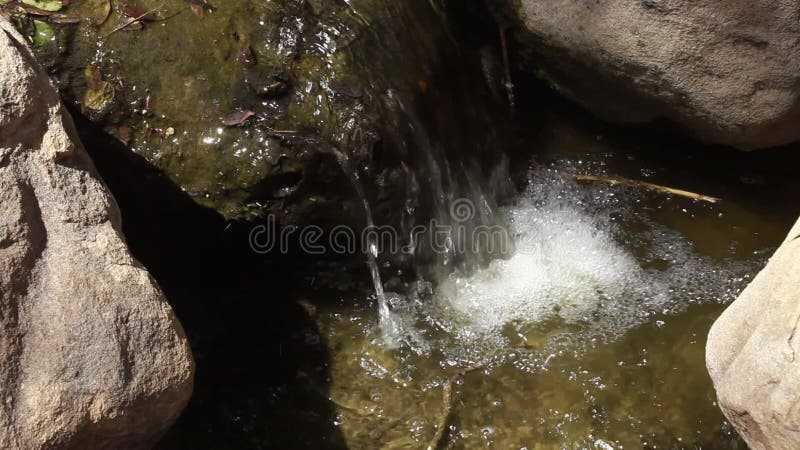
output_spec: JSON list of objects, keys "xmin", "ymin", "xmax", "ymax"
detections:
[
  {"xmin": 335, "ymin": 151, "xmax": 401, "ymax": 340},
  {"xmin": 333, "ymin": 109, "xmax": 516, "ymax": 353}
]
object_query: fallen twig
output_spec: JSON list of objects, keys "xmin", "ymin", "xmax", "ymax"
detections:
[
  {"xmin": 326, "ymin": 395, "xmax": 377, "ymax": 418},
  {"xmin": 426, "ymin": 378, "xmax": 453, "ymax": 450},
  {"xmin": 345, "ymin": 1, "xmax": 370, "ymax": 26},
  {"xmin": 426, "ymin": 358, "xmax": 502, "ymax": 450},
  {"xmin": 105, "ymin": 5, "xmax": 164, "ymax": 37},
  {"xmin": 499, "ymin": 26, "xmax": 515, "ymax": 115},
  {"xmin": 568, "ymin": 173, "xmax": 720, "ymax": 203},
  {"xmin": 531, "ymin": 169, "xmax": 721, "ymax": 203}
]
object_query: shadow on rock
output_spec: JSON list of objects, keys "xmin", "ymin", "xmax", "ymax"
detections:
[{"xmin": 72, "ymin": 110, "xmax": 348, "ymax": 449}]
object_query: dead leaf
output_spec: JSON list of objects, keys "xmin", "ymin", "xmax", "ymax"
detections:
[
  {"xmin": 117, "ymin": 1, "xmax": 154, "ymax": 21},
  {"xmin": 21, "ymin": 0, "xmax": 62, "ymax": 12},
  {"xmin": 185, "ymin": 0, "xmax": 215, "ymax": 12},
  {"xmin": 236, "ymin": 40, "xmax": 255, "ymax": 67},
  {"xmin": 83, "ymin": 65, "xmax": 115, "ymax": 112},
  {"xmin": 85, "ymin": 65, "xmax": 103, "ymax": 90},
  {"xmin": 189, "ymin": 3, "xmax": 203, "ymax": 19},
  {"xmin": 106, "ymin": 4, "xmax": 161, "ymax": 36},
  {"xmin": 49, "ymin": 13, "xmax": 81, "ymax": 24},
  {"xmin": 87, "ymin": 0, "xmax": 110, "ymax": 26},
  {"xmin": 222, "ymin": 109, "xmax": 255, "ymax": 126},
  {"xmin": 4, "ymin": 1, "xmax": 56, "ymax": 16}
]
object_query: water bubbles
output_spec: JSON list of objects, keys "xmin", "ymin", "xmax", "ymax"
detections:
[
  {"xmin": 378, "ymin": 170, "xmax": 762, "ymax": 366},
  {"xmin": 202, "ymin": 135, "xmax": 220, "ymax": 145},
  {"xmin": 594, "ymin": 438, "xmax": 615, "ymax": 450},
  {"xmin": 333, "ymin": 412, "xmax": 345, "ymax": 426},
  {"xmin": 435, "ymin": 174, "xmax": 658, "ymax": 348},
  {"xmin": 640, "ymin": 167, "xmax": 657, "ymax": 178}
]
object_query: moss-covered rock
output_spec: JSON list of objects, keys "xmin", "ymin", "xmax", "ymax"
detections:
[{"xmin": 26, "ymin": 0, "xmax": 502, "ymax": 223}]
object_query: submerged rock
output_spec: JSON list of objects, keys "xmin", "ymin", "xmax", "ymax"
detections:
[
  {"xmin": 27, "ymin": 0, "xmax": 504, "ymax": 222},
  {"xmin": 707, "ymin": 217, "xmax": 800, "ymax": 449},
  {"xmin": 497, "ymin": 0, "xmax": 800, "ymax": 150},
  {"xmin": 0, "ymin": 17, "xmax": 193, "ymax": 449}
]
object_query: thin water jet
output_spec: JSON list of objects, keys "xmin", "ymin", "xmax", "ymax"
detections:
[{"xmin": 334, "ymin": 149, "xmax": 404, "ymax": 344}]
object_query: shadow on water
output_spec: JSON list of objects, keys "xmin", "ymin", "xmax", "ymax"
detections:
[{"xmin": 71, "ymin": 110, "xmax": 348, "ymax": 449}]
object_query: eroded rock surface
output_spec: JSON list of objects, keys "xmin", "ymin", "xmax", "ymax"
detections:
[
  {"xmin": 707, "ymin": 217, "xmax": 800, "ymax": 449},
  {"xmin": 0, "ymin": 17, "xmax": 193, "ymax": 450},
  {"xmin": 499, "ymin": 0, "xmax": 800, "ymax": 150},
  {"xmin": 18, "ymin": 0, "xmax": 498, "ymax": 222}
]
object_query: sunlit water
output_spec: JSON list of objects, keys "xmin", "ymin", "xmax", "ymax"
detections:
[
  {"xmin": 310, "ymin": 152, "xmax": 772, "ymax": 449},
  {"xmin": 428, "ymin": 171, "xmax": 753, "ymax": 359}
]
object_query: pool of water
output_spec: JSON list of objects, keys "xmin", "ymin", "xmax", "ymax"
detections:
[
  {"xmin": 300, "ymin": 144, "xmax": 781, "ymax": 449},
  {"xmin": 148, "ymin": 104, "xmax": 799, "ymax": 449}
]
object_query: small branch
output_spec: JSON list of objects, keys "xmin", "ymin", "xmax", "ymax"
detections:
[
  {"xmin": 326, "ymin": 395, "xmax": 377, "ymax": 417},
  {"xmin": 426, "ymin": 378, "xmax": 453, "ymax": 450},
  {"xmin": 499, "ymin": 26, "xmax": 515, "ymax": 115},
  {"xmin": 105, "ymin": 5, "xmax": 164, "ymax": 37},
  {"xmin": 345, "ymin": 1, "xmax": 370, "ymax": 26},
  {"xmin": 568, "ymin": 173, "xmax": 720, "ymax": 203},
  {"xmin": 532, "ymin": 168, "xmax": 721, "ymax": 203},
  {"xmin": 426, "ymin": 358, "xmax": 501, "ymax": 450}
]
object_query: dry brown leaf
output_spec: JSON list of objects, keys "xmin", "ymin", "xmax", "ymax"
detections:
[
  {"xmin": 88, "ymin": 0, "xmax": 110, "ymax": 26},
  {"xmin": 222, "ymin": 109, "xmax": 255, "ymax": 126}
]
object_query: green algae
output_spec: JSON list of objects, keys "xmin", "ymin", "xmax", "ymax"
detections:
[{"xmin": 31, "ymin": 0, "xmax": 481, "ymax": 222}]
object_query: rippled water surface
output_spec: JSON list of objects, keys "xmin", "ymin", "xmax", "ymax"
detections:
[
  {"xmin": 271, "ymin": 107, "xmax": 799, "ymax": 449},
  {"xmin": 155, "ymin": 116, "xmax": 799, "ymax": 449},
  {"xmin": 308, "ymin": 162, "xmax": 771, "ymax": 449},
  {"xmin": 151, "ymin": 81, "xmax": 794, "ymax": 450}
]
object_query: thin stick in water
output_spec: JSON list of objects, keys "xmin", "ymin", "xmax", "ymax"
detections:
[
  {"xmin": 499, "ymin": 26, "xmax": 515, "ymax": 115},
  {"xmin": 106, "ymin": 5, "xmax": 164, "ymax": 37},
  {"xmin": 568, "ymin": 173, "xmax": 720, "ymax": 203},
  {"xmin": 426, "ymin": 359, "xmax": 497, "ymax": 450}
]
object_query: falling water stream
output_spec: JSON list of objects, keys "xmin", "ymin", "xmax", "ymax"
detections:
[
  {"xmin": 336, "ymin": 150, "xmax": 401, "ymax": 341},
  {"xmin": 309, "ymin": 129, "xmax": 788, "ymax": 448},
  {"xmin": 329, "ymin": 91, "xmax": 779, "ymax": 448}
]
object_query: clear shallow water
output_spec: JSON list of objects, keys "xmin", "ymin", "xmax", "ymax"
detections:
[
  {"xmin": 308, "ymin": 157, "xmax": 766, "ymax": 449},
  {"xmin": 98, "ymin": 94, "xmax": 797, "ymax": 449},
  {"xmin": 266, "ymin": 88, "xmax": 798, "ymax": 449}
]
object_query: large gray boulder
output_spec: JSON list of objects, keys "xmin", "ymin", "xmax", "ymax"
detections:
[
  {"xmin": 501, "ymin": 0, "xmax": 800, "ymax": 150},
  {"xmin": 707, "ymin": 217, "xmax": 800, "ymax": 449},
  {"xmin": 0, "ymin": 17, "xmax": 193, "ymax": 449}
]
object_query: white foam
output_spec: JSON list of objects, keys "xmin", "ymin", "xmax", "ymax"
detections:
[
  {"xmin": 439, "ymin": 189, "xmax": 650, "ymax": 329},
  {"xmin": 423, "ymin": 171, "xmax": 755, "ymax": 358}
]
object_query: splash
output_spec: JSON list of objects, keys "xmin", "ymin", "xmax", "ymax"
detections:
[
  {"xmin": 336, "ymin": 153, "xmax": 392, "ymax": 327},
  {"xmin": 419, "ymin": 170, "xmax": 757, "ymax": 362},
  {"xmin": 336, "ymin": 151, "xmax": 430, "ymax": 351}
]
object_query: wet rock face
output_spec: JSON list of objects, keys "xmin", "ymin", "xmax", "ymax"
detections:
[
  {"xmin": 499, "ymin": 0, "xmax": 800, "ymax": 150},
  {"xmin": 707, "ymin": 218, "xmax": 800, "ymax": 449},
  {"xmin": 0, "ymin": 17, "xmax": 193, "ymax": 449},
  {"xmin": 30, "ymin": 0, "xmax": 483, "ymax": 222}
]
